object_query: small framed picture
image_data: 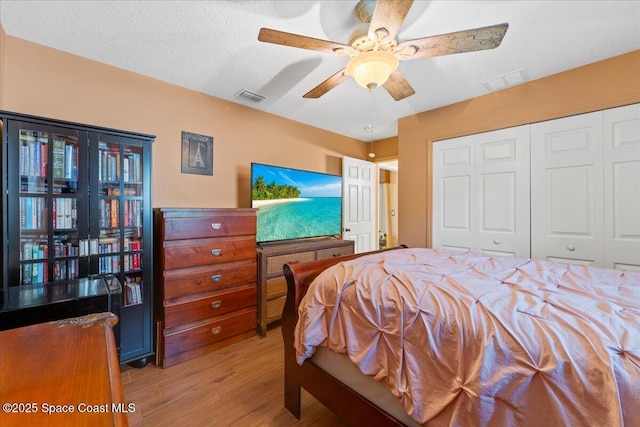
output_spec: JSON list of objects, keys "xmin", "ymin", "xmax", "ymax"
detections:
[{"xmin": 181, "ymin": 131, "xmax": 214, "ymax": 175}]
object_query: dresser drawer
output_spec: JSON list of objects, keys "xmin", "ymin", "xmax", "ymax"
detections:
[
  {"xmin": 162, "ymin": 214, "xmax": 256, "ymax": 240},
  {"xmin": 317, "ymin": 244, "xmax": 354, "ymax": 260},
  {"xmin": 266, "ymin": 251, "xmax": 314, "ymax": 275},
  {"xmin": 267, "ymin": 295, "xmax": 286, "ymax": 319},
  {"xmin": 163, "ymin": 235, "xmax": 256, "ymax": 270},
  {"xmin": 164, "ymin": 307, "xmax": 256, "ymax": 358},
  {"xmin": 162, "ymin": 259, "xmax": 256, "ymax": 300},
  {"xmin": 266, "ymin": 275, "xmax": 287, "ymax": 298},
  {"xmin": 164, "ymin": 284, "xmax": 256, "ymax": 330}
]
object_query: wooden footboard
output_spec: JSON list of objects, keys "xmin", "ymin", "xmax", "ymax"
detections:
[{"xmin": 281, "ymin": 247, "xmax": 407, "ymax": 426}]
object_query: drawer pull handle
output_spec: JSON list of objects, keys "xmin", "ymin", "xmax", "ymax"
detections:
[
  {"xmin": 211, "ymin": 223, "xmax": 222, "ymax": 230},
  {"xmin": 211, "ymin": 274, "xmax": 222, "ymax": 282},
  {"xmin": 211, "ymin": 249, "xmax": 222, "ymax": 257},
  {"xmin": 211, "ymin": 301, "xmax": 222, "ymax": 309},
  {"xmin": 493, "ymin": 240, "xmax": 501, "ymax": 245},
  {"xmin": 567, "ymin": 245, "xmax": 576, "ymax": 252},
  {"xmin": 211, "ymin": 326, "xmax": 222, "ymax": 335}
]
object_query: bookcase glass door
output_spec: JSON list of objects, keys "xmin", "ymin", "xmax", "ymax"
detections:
[
  {"xmin": 15, "ymin": 126, "xmax": 87, "ymax": 286},
  {"xmin": 96, "ymin": 138, "xmax": 145, "ymax": 307}
]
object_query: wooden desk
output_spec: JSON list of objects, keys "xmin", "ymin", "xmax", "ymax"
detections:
[{"xmin": 0, "ymin": 312, "xmax": 128, "ymax": 426}]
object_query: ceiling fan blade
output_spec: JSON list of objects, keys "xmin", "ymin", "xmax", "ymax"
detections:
[
  {"xmin": 303, "ymin": 68, "xmax": 349, "ymax": 99},
  {"xmin": 258, "ymin": 28, "xmax": 354, "ymax": 55},
  {"xmin": 396, "ymin": 23, "xmax": 509, "ymax": 60},
  {"xmin": 383, "ymin": 70, "xmax": 415, "ymax": 101},
  {"xmin": 368, "ymin": 0, "xmax": 414, "ymax": 42}
]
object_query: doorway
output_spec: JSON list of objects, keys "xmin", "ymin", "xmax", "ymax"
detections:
[{"xmin": 378, "ymin": 160, "xmax": 398, "ymax": 249}]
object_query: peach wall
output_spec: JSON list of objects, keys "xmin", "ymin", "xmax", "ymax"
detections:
[
  {"xmin": 369, "ymin": 136, "xmax": 398, "ymax": 161},
  {"xmin": 398, "ymin": 50, "xmax": 640, "ymax": 248},
  {"xmin": 1, "ymin": 35, "xmax": 379, "ymax": 209}
]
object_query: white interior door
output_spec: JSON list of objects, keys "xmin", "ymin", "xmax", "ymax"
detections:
[
  {"xmin": 603, "ymin": 103, "xmax": 640, "ymax": 271},
  {"xmin": 342, "ymin": 156, "xmax": 376, "ymax": 253},
  {"xmin": 433, "ymin": 137, "xmax": 475, "ymax": 253},
  {"xmin": 531, "ymin": 111, "xmax": 604, "ymax": 266}
]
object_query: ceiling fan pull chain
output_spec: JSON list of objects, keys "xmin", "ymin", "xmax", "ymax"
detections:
[{"xmin": 368, "ymin": 91, "xmax": 376, "ymax": 158}]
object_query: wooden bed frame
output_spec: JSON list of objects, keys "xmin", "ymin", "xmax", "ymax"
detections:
[{"xmin": 281, "ymin": 247, "xmax": 408, "ymax": 426}]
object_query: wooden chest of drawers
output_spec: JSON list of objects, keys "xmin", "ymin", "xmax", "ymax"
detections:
[
  {"xmin": 154, "ymin": 208, "xmax": 257, "ymax": 368},
  {"xmin": 257, "ymin": 238, "xmax": 354, "ymax": 336}
]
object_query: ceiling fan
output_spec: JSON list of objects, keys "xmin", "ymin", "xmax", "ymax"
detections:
[{"xmin": 258, "ymin": 0, "xmax": 508, "ymax": 101}]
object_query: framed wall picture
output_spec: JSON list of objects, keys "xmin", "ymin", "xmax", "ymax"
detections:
[{"xmin": 181, "ymin": 131, "xmax": 214, "ymax": 175}]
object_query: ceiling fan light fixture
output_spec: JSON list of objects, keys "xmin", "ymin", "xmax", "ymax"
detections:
[{"xmin": 346, "ymin": 51, "xmax": 399, "ymax": 91}]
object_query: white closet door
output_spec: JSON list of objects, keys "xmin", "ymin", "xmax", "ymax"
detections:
[
  {"xmin": 433, "ymin": 137, "xmax": 475, "ymax": 253},
  {"xmin": 531, "ymin": 111, "xmax": 604, "ymax": 266},
  {"xmin": 433, "ymin": 127, "xmax": 530, "ymax": 257},
  {"xmin": 604, "ymin": 104, "xmax": 640, "ymax": 271},
  {"xmin": 475, "ymin": 126, "xmax": 530, "ymax": 258}
]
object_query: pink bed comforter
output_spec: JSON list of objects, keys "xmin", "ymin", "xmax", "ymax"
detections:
[{"xmin": 294, "ymin": 248, "xmax": 640, "ymax": 426}]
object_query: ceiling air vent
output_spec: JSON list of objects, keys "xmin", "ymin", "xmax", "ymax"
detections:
[
  {"xmin": 234, "ymin": 89, "xmax": 266, "ymax": 103},
  {"xmin": 483, "ymin": 69, "xmax": 528, "ymax": 92}
]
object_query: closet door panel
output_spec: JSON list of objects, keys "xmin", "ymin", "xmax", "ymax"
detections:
[
  {"xmin": 604, "ymin": 104, "xmax": 640, "ymax": 270},
  {"xmin": 433, "ymin": 138, "xmax": 474, "ymax": 253},
  {"xmin": 475, "ymin": 126, "xmax": 530, "ymax": 258},
  {"xmin": 531, "ymin": 111, "xmax": 604, "ymax": 266},
  {"xmin": 433, "ymin": 126, "xmax": 530, "ymax": 257}
]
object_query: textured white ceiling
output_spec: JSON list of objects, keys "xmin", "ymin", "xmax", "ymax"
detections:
[{"xmin": 1, "ymin": 1, "xmax": 639, "ymax": 141}]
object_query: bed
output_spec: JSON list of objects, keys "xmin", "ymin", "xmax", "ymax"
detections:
[{"xmin": 281, "ymin": 247, "xmax": 640, "ymax": 426}]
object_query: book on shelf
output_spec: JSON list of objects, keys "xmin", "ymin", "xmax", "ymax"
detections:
[
  {"xmin": 123, "ymin": 156, "xmax": 129, "ymax": 182},
  {"xmin": 21, "ymin": 241, "xmax": 47, "ymax": 261},
  {"xmin": 52, "ymin": 139, "xmax": 65, "ymax": 179},
  {"xmin": 53, "ymin": 198, "xmax": 77, "ymax": 229},
  {"xmin": 33, "ymin": 261, "xmax": 40, "ymax": 283},
  {"xmin": 22, "ymin": 264, "xmax": 32, "ymax": 285},
  {"xmin": 125, "ymin": 281, "xmax": 142, "ymax": 305},
  {"xmin": 64, "ymin": 198, "xmax": 73, "ymax": 229},
  {"xmin": 64, "ymin": 143, "xmax": 76, "ymax": 180},
  {"xmin": 111, "ymin": 199, "xmax": 118, "ymax": 227},
  {"xmin": 33, "ymin": 197, "xmax": 39, "ymax": 230},
  {"xmin": 134, "ymin": 282, "xmax": 142, "ymax": 303},
  {"xmin": 54, "ymin": 198, "xmax": 61, "ymax": 229},
  {"xmin": 19, "ymin": 144, "xmax": 26, "ymax": 176},
  {"xmin": 125, "ymin": 283, "xmax": 135, "ymax": 305},
  {"xmin": 20, "ymin": 198, "xmax": 27, "ymax": 229},
  {"xmin": 34, "ymin": 140, "xmax": 40, "ymax": 177},
  {"xmin": 22, "ymin": 242, "xmax": 32, "ymax": 261},
  {"xmin": 41, "ymin": 139, "xmax": 48, "ymax": 178},
  {"xmin": 20, "ymin": 197, "xmax": 46, "ymax": 230}
]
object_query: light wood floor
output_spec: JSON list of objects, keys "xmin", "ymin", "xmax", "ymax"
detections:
[{"xmin": 120, "ymin": 326, "xmax": 348, "ymax": 426}]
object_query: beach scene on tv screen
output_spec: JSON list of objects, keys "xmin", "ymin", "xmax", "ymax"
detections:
[{"xmin": 252, "ymin": 164, "xmax": 342, "ymax": 242}]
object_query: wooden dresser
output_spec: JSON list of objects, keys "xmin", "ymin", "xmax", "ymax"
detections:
[
  {"xmin": 257, "ymin": 238, "xmax": 354, "ymax": 336},
  {"xmin": 153, "ymin": 208, "xmax": 257, "ymax": 368}
]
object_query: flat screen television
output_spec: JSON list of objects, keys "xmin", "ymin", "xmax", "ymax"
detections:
[{"xmin": 251, "ymin": 163, "xmax": 342, "ymax": 243}]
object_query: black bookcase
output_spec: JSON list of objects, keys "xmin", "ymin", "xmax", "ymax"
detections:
[{"xmin": 0, "ymin": 111, "xmax": 154, "ymax": 365}]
